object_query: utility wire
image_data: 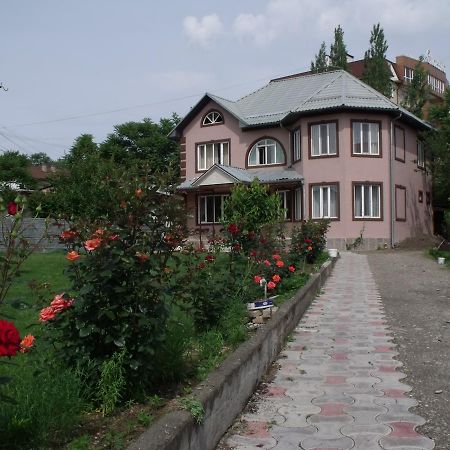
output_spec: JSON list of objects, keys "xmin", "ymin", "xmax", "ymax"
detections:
[{"xmin": 2, "ymin": 67, "xmax": 305, "ymax": 129}]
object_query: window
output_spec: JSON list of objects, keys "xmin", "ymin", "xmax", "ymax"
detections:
[
  {"xmin": 202, "ymin": 111, "xmax": 223, "ymax": 126},
  {"xmin": 278, "ymin": 190, "xmax": 292, "ymax": 220},
  {"xmin": 198, "ymin": 194, "xmax": 228, "ymax": 224},
  {"xmin": 311, "ymin": 184, "xmax": 339, "ymax": 219},
  {"xmin": 353, "ymin": 183, "xmax": 382, "ymax": 219},
  {"xmin": 394, "ymin": 126, "xmax": 405, "ymax": 162},
  {"xmin": 248, "ymin": 139, "xmax": 285, "ymax": 166},
  {"xmin": 417, "ymin": 140, "xmax": 425, "ymax": 169},
  {"xmin": 310, "ymin": 122, "xmax": 337, "ymax": 157},
  {"xmin": 427, "ymin": 74, "xmax": 445, "ymax": 94},
  {"xmin": 418, "ymin": 190, "xmax": 423, "ymax": 203},
  {"xmin": 352, "ymin": 122, "xmax": 380, "ymax": 155},
  {"xmin": 404, "ymin": 67, "xmax": 414, "ymax": 83},
  {"xmin": 292, "ymin": 129, "xmax": 301, "ymax": 161},
  {"xmin": 395, "ymin": 185, "xmax": 406, "ymax": 221},
  {"xmin": 294, "ymin": 188, "xmax": 302, "ymax": 221},
  {"xmin": 197, "ymin": 141, "xmax": 229, "ymax": 171}
]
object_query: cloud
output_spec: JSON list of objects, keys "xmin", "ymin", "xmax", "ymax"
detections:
[
  {"xmin": 231, "ymin": 0, "xmax": 450, "ymax": 46},
  {"xmin": 183, "ymin": 14, "xmax": 223, "ymax": 48}
]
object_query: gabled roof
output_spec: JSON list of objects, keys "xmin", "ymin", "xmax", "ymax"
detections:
[
  {"xmin": 170, "ymin": 70, "xmax": 431, "ymax": 138},
  {"xmin": 178, "ymin": 164, "xmax": 303, "ymax": 191}
]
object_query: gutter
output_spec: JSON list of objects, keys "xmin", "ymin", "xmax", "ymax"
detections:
[{"xmin": 390, "ymin": 111, "xmax": 402, "ymax": 248}]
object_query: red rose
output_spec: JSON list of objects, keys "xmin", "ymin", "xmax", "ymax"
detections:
[
  {"xmin": 232, "ymin": 243, "xmax": 241, "ymax": 252},
  {"xmin": 227, "ymin": 223, "xmax": 239, "ymax": 235},
  {"xmin": 7, "ymin": 202, "xmax": 18, "ymax": 216},
  {"xmin": 198, "ymin": 262, "xmax": 206, "ymax": 269},
  {"xmin": 20, "ymin": 334, "xmax": 35, "ymax": 353},
  {"xmin": 276, "ymin": 260, "xmax": 285, "ymax": 268},
  {"xmin": 264, "ymin": 259, "xmax": 271, "ymax": 267},
  {"xmin": 254, "ymin": 275, "xmax": 262, "ymax": 284},
  {"xmin": 288, "ymin": 265, "xmax": 295, "ymax": 273},
  {"xmin": 50, "ymin": 294, "xmax": 74, "ymax": 313},
  {"xmin": 0, "ymin": 320, "xmax": 21, "ymax": 357},
  {"xmin": 39, "ymin": 306, "xmax": 56, "ymax": 322},
  {"xmin": 267, "ymin": 281, "xmax": 276, "ymax": 290},
  {"xmin": 272, "ymin": 254, "xmax": 281, "ymax": 261},
  {"xmin": 305, "ymin": 239, "xmax": 312, "ymax": 244},
  {"xmin": 60, "ymin": 229, "xmax": 77, "ymax": 241},
  {"xmin": 272, "ymin": 274, "xmax": 281, "ymax": 282},
  {"xmin": 205, "ymin": 254, "xmax": 215, "ymax": 262},
  {"xmin": 84, "ymin": 238, "xmax": 102, "ymax": 252}
]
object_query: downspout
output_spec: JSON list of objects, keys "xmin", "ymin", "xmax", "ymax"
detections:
[{"xmin": 390, "ymin": 111, "xmax": 402, "ymax": 248}]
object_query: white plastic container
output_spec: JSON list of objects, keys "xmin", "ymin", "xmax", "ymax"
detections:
[
  {"xmin": 437, "ymin": 257, "xmax": 446, "ymax": 265},
  {"xmin": 328, "ymin": 249, "xmax": 338, "ymax": 258}
]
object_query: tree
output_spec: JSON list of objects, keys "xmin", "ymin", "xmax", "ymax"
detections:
[
  {"xmin": 362, "ymin": 23, "xmax": 392, "ymax": 98},
  {"xmin": 310, "ymin": 42, "xmax": 328, "ymax": 73},
  {"xmin": 426, "ymin": 88, "xmax": 450, "ymax": 209},
  {"xmin": 62, "ymin": 134, "xmax": 99, "ymax": 165},
  {"xmin": 0, "ymin": 151, "xmax": 36, "ymax": 196},
  {"xmin": 99, "ymin": 115, "xmax": 180, "ymax": 175},
  {"xmin": 29, "ymin": 152, "xmax": 53, "ymax": 166},
  {"xmin": 402, "ymin": 58, "xmax": 430, "ymax": 118},
  {"xmin": 329, "ymin": 25, "xmax": 348, "ymax": 71}
]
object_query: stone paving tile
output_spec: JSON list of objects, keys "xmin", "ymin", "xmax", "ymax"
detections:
[{"xmin": 221, "ymin": 253, "xmax": 434, "ymax": 450}]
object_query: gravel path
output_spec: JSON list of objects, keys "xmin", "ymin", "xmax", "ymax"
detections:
[
  {"xmin": 367, "ymin": 249, "xmax": 450, "ymax": 450},
  {"xmin": 219, "ymin": 252, "xmax": 435, "ymax": 449}
]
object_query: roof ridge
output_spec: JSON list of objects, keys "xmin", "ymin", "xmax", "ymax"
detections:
[
  {"xmin": 207, "ymin": 92, "xmax": 234, "ymax": 103},
  {"xmin": 292, "ymin": 71, "xmax": 344, "ymax": 113},
  {"xmin": 270, "ymin": 69, "xmax": 342, "ymax": 83}
]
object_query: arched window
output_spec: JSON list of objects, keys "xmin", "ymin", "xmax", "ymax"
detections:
[
  {"xmin": 247, "ymin": 138, "xmax": 285, "ymax": 166},
  {"xmin": 202, "ymin": 111, "xmax": 223, "ymax": 126}
]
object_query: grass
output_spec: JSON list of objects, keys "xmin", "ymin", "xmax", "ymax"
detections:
[
  {"xmin": 0, "ymin": 249, "xmax": 328, "ymax": 449},
  {"xmin": 3, "ymin": 251, "xmax": 69, "ymax": 332},
  {"xmin": 429, "ymin": 248, "xmax": 450, "ymax": 268}
]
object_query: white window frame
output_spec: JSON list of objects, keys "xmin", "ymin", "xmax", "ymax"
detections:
[
  {"xmin": 352, "ymin": 122, "xmax": 380, "ymax": 155},
  {"xmin": 417, "ymin": 140, "xmax": 425, "ymax": 169},
  {"xmin": 292, "ymin": 129, "xmax": 301, "ymax": 161},
  {"xmin": 197, "ymin": 194, "xmax": 228, "ymax": 224},
  {"xmin": 247, "ymin": 139, "xmax": 285, "ymax": 166},
  {"xmin": 353, "ymin": 184, "xmax": 381, "ymax": 219},
  {"xmin": 202, "ymin": 111, "xmax": 223, "ymax": 126},
  {"xmin": 311, "ymin": 185, "xmax": 338, "ymax": 219},
  {"xmin": 277, "ymin": 190, "xmax": 291, "ymax": 220},
  {"xmin": 197, "ymin": 141, "xmax": 229, "ymax": 171},
  {"xmin": 404, "ymin": 67, "xmax": 414, "ymax": 83},
  {"xmin": 310, "ymin": 122, "xmax": 337, "ymax": 157}
]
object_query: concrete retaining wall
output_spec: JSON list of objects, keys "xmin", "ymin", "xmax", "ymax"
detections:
[{"xmin": 127, "ymin": 257, "xmax": 337, "ymax": 450}]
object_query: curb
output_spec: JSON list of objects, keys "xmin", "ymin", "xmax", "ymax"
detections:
[{"xmin": 127, "ymin": 257, "xmax": 337, "ymax": 450}]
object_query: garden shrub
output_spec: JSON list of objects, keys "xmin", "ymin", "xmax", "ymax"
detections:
[
  {"xmin": 40, "ymin": 168, "xmax": 187, "ymax": 395},
  {"xmin": 290, "ymin": 219, "xmax": 330, "ymax": 264}
]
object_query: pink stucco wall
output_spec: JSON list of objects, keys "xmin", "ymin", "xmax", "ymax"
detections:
[{"xmin": 181, "ymin": 100, "xmax": 432, "ymax": 246}]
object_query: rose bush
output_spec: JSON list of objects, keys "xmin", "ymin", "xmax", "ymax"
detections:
[
  {"xmin": 41, "ymin": 169, "xmax": 187, "ymax": 393},
  {"xmin": 290, "ymin": 219, "xmax": 331, "ymax": 264}
]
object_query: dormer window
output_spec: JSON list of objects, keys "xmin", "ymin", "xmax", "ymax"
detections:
[
  {"xmin": 202, "ymin": 111, "xmax": 223, "ymax": 126},
  {"xmin": 247, "ymin": 138, "xmax": 286, "ymax": 166}
]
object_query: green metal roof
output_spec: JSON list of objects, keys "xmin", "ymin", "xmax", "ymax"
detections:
[{"xmin": 170, "ymin": 70, "xmax": 431, "ymax": 138}]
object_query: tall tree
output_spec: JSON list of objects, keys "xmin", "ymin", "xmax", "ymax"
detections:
[
  {"xmin": 362, "ymin": 23, "xmax": 392, "ymax": 98},
  {"xmin": 99, "ymin": 114, "xmax": 180, "ymax": 174},
  {"xmin": 29, "ymin": 152, "xmax": 53, "ymax": 165},
  {"xmin": 329, "ymin": 25, "xmax": 348, "ymax": 70},
  {"xmin": 0, "ymin": 151, "xmax": 36, "ymax": 191},
  {"xmin": 310, "ymin": 42, "xmax": 328, "ymax": 73},
  {"xmin": 402, "ymin": 58, "xmax": 430, "ymax": 118},
  {"xmin": 63, "ymin": 134, "xmax": 99, "ymax": 165}
]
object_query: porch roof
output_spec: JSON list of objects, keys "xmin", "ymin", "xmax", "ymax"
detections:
[{"xmin": 178, "ymin": 164, "xmax": 303, "ymax": 191}]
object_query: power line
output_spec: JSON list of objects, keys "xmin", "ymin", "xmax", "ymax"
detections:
[{"xmin": 2, "ymin": 66, "xmax": 305, "ymax": 130}]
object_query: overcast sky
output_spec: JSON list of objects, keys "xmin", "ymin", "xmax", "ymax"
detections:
[{"xmin": 1, "ymin": 0, "xmax": 449, "ymax": 159}]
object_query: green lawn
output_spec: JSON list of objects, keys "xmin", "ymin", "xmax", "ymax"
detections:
[{"xmin": 3, "ymin": 251, "xmax": 70, "ymax": 333}]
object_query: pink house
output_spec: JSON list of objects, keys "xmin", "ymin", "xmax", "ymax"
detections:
[{"xmin": 171, "ymin": 70, "xmax": 432, "ymax": 250}]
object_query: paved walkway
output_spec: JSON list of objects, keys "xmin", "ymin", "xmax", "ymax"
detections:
[{"xmin": 221, "ymin": 253, "xmax": 435, "ymax": 450}]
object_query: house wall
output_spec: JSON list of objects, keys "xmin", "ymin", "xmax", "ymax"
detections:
[
  {"xmin": 392, "ymin": 122, "xmax": 432, "ymax": 244},
  {"xmin": 181, "ymin": 102, "xmax": 432, "ymax": 249}
]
